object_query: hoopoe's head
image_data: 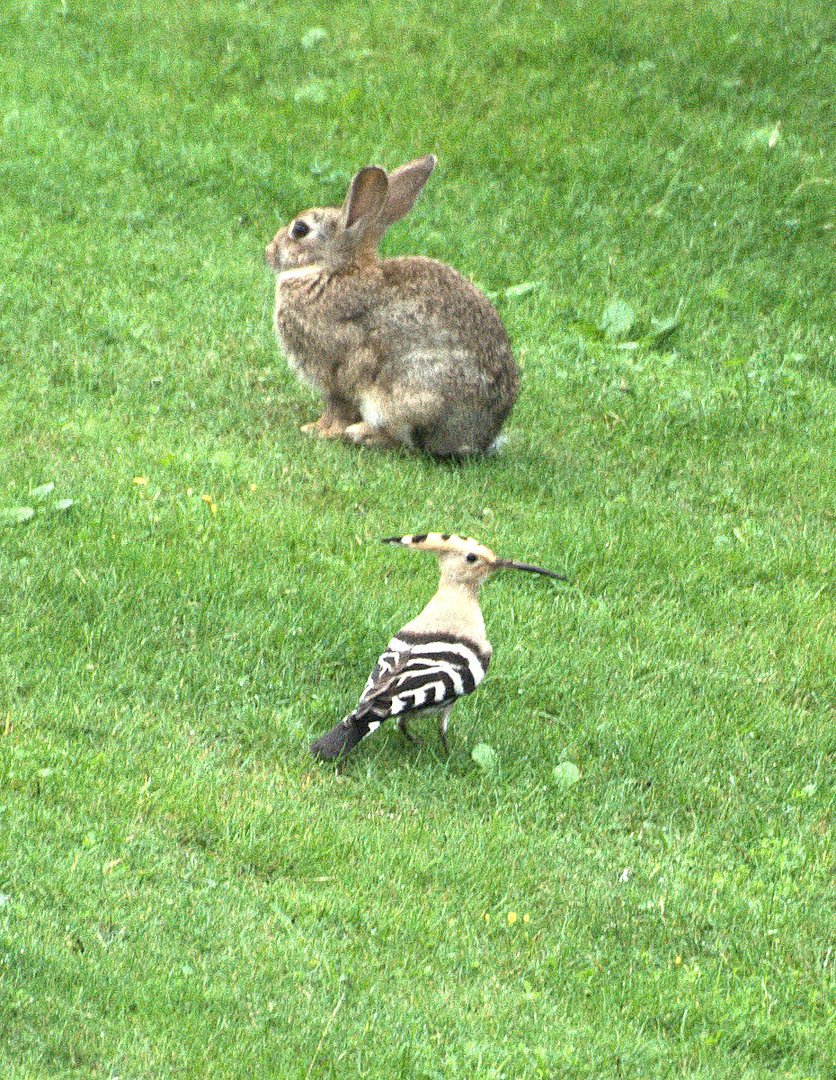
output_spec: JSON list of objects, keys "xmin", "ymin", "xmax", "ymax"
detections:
[{"xmin": 381, "ymin": 533, "xmax": 565, "ymax": 589}]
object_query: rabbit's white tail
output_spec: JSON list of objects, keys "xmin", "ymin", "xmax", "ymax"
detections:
[{"xmin": 487, "ymin": 433, "xmax": 509, "ymax": 455}]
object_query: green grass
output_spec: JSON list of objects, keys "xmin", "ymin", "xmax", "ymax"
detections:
[{"xmin": 1, "ymin": 0, "xmax": 834, "ymax": 1075}]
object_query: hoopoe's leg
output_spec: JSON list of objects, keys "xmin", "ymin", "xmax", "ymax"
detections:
[
  {"xmin": 438, "ymin": 705, "xmax": 454, "ymax": 755},
  {"xmin": 396, "ymin": 715, "xmax": 423, "ymax": 746},
  {"xmin": 301, "ymin": 397, "xmax": 360, "ymax": 438}
]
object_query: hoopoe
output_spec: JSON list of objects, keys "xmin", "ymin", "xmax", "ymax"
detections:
[{"xmin": 309, "ymin": 533, "xmax": 565, "ymax": 760}]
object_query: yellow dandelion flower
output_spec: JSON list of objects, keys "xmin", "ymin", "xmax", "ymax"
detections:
[
  {"xmin": 133, "ymin": 476, "xmax": 149, "ymax": 486},
  {"xmin": 674, "ymin": 956, "xmax": 682, "ymax": 967},
  {"xmin": 201, "ymin": 494, "xmax": 213, "ymax": 504},
  {"xmin": 249, "ymin": 483, "xmax": 257, "ymax": 492},
  {"xmin": 523, "ymin": 913, "xmax": 530, "ymax": 925},
  {"xmin": 508, "ymin": 912, "xmax": 517, "ymax": 926}
]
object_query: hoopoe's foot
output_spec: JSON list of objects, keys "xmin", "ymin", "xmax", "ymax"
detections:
[
  {"xmin": 396, "ymin": 717, "xmax": 423, "ymax": 746},
  {"xmin": 344, "ymin": 422, "xmax": 401, "ymax": 450}
]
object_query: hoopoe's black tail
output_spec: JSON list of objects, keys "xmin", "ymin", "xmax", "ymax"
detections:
[{"xmin": 309, "ymin": 714, "xmax": 368, "ymax": 760}]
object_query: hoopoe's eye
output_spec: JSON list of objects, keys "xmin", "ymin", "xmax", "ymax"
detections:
[
  {"xmin": 465, "ymin": 553, "xmax": 478, "ymax": 563},
  {"xmin": 290, "ymin": 220, "xmax": 310, "ymax": 239}
]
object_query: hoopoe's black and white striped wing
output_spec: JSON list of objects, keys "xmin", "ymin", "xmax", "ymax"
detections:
[
  {"xmin": 358, "ymin": 640, "xmax": 403, "ymax": 702},
  {"xmin": 309, "ymin": 631, "xmax": 491, "ymax": 759},
  {"xmin": 355, "ymin": 632, "xmax": 490, "ymax": 723}
]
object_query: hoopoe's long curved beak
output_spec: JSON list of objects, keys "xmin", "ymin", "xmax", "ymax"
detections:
[{"xmin": 495, "ymin": 559, "xmax": 567, "ymax": 580}]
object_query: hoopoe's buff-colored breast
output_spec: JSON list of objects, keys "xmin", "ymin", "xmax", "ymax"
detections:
[{"xmin": 400, "ymin": 583, "xmax": 490, "ymax": 654}]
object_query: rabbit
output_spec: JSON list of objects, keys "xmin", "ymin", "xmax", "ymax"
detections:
[{"xmin": 264, "ymin": 155, "xmax": 519, "ymax": 457}]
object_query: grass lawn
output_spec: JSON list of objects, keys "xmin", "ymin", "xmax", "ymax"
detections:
[{"xmin": 1, "ymin": 0, "xmax": 834, "ymax": 1075}]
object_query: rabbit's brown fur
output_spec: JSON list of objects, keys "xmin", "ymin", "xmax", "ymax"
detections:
[{"xmin": 265, "ymin": 156, "xmax": 519, "ymax": 457}]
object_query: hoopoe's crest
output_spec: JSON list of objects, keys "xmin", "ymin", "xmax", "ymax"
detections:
[
  {"xmin": 380, "ymin": 533, "xmax": 503, "ymax": 588},
  {"xmin": 381, "ymin": 533, "xmax": 497, "ymax": 560}
]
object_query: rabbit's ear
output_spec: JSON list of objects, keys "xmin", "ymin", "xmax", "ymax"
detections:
[
  {"xmin": 378, "ymin": 154, "xmax": 437, "ymax": 231},
  {"xmin": 341, "ymin": 166, "xmax": 389, "ymax": 231}
]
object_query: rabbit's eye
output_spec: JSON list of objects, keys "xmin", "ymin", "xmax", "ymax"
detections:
[
  {"xmin": 290, "ymin": 220, "xmax": 310, "ymax": 239},
  {"xmin": 465, "ymin": 553, "xmax": 478, "ymax": 564}
]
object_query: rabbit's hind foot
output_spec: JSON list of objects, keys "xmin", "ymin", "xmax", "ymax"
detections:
[
  {"xmin": 301, "ymin": 407, "xmax": 358, "ymax": 439},
  {"xmin": 301, "ymin": 419, "xmax": 345, "ymax": 439},
  {"xmin": 344, "ymin": 421, "xmax": 402, "ymax": 450}
]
